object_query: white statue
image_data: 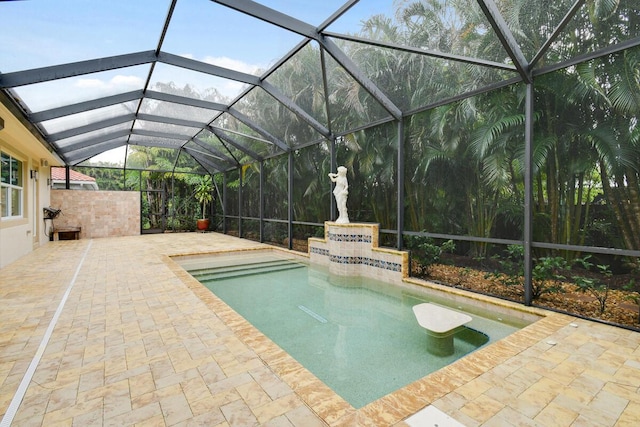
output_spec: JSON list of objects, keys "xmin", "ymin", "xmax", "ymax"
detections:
[{"xmin": 328, "ymin": 166, "xmax": 349, "ymax": 223}]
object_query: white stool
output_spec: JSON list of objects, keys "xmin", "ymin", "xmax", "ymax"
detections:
[{"xmin": 412, "ymin": 303, "xmax": 472, "ymax": 356}]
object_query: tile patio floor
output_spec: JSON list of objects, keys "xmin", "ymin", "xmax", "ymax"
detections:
[{"xmin": 0, "ymin": 233, "xmax": 639, "ymax": 426}]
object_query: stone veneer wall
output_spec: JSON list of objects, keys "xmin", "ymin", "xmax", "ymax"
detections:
[
  {"xmin": 50, "ymin": 190, "xmax": 140, "ymax": 239},
  {"xmin": 308, "ymin": 222, "xmax": 409, "ymax": 283}
]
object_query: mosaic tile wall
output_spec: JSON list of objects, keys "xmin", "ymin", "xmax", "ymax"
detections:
[{"xmin": 308, "ymin": 222, "xmax": 408, "ymax": 283}]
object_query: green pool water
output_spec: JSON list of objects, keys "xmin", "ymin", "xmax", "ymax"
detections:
[{"xmin": 180, "ymin": 253, "xmax": 529, "ymax": 409}]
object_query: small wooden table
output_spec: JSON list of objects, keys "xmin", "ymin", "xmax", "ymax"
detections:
[
  {"xmin": 53, "ymin": 226, "xmax": 81, "ymax": 241},
  {"xmin": 412, "ymin": 303, "xmax": 472, "ymax": 355}
]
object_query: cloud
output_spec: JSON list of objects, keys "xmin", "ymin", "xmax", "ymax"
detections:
[
  {"xmin": 202, "ymin": 55, "xmax": 265, "ymax": 75},
  {"xmin": 170, "ymin": 53, "xmax": 264, "ymax": 99},
  {"xmin": 177, "ymin": 52, "xmax": 265, "ymax": 75},
  {"xmin": 75, "ymin": 74, "xmax": 144, "ymax": 91}
]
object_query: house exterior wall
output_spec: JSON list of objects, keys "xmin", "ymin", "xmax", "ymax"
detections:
[
  {"xmin": 0, "ymin": 100, "xmax": 60, "ymax": 269},
  {"xmin": 50, "ymin": 190, "xmax": 140, "ymax": 239}
]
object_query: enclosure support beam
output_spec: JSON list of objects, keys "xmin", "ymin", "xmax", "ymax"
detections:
[
  {"xmin": 324, "ymin": 32, "xmax": 517, "ymax": 73},
  {"xmin": 225, "ymin": 110, "xmax": 289, "ymax": 152},
  {"xmin": 222, "ymin": 172, "xmax": 228, "ymax": 234},
  {"xmin": 30, "ymin": 90, "xmax": 143, "ymax": 122},
  {"xmin": 523, "ymin": 83, "xmax": 534, "ymax": 306},
  {"xmin": 60, "ymin": 129, "xmax": 130, "ymax": 154},
  {"xmin": 170, "ymin": 175, "xmax": 175, "ymax": 232},
  {"xmin": 319, "ymin": 37, "xmax": 403, "ymax": 120},
  {"xmin": 529, "ymin": 0, "xmax": 584, "ymax": 69},
  {"xmin": 48, "ymin": 114, "xmax": 135, "ymax": 141},
  {"xmin": 238, "ymin": 167, "xmax": 243, "ymax": 239},
  {"xmin": 288, "ymin": 151, "xmax": 294, "ymax": 250},
  {"xmin": 330, "ymin": 138, "xmax": 337, "ymax": 222},
  {"xmin": 183, "ymin": 146, "xmax": 232, "ymax": 173},
  {"xmin": 259, "ymin": 161, "xmax": 265, "ymax": 243},
  {"xmin": 0, "ymin": 51, "xmax": 157, "ymax": 88},
  {"xmin": 320, "ymin": 48, "xmax": 333, "ymax": 136},
  {"xmin": 261, "ymin": 81, "xmax": 332, "ymax": 139},
  {"xmin": 64, "ymin": 141, "xmax": 127, "ymax": 165},
  {"xmin": 214, "ymin": 0, "xmax": 317, "ymax": 38},
  {"xmin": 396, "ymin": 118, "xmax": 405, "ymax": 250},
  {"xmin": 209, "ymin": 127, "xmax": 263, "ymax": 162},
  {"xmin": 478, "ymin": 0, "xmax": 531, "ymax": 83}
]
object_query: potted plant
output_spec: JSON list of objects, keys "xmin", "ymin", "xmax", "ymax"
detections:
[{"xmin": 195, "ymin": 175, "xmax": 213, "ymax": 231}]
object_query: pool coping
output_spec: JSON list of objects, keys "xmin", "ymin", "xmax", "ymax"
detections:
[{"xmin": 165, "ymin": 247, "xmax": 571, "ymax": 426}]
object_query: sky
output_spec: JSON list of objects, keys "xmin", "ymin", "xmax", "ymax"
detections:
[
  {"xmin": 0, "ymin": 0, "xmax": 393, "ymax": 72},
  {"xmin": 0, "ymin": 0, "xmax": 396, "ymax": 163},
  {"xmin": 0, "ymin": 1, "xmax": 394, "ymax": 100}
]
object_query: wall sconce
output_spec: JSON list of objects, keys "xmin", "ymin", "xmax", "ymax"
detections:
[
  {"xmin": 30, "ymin": 170, "xmax": 39, "ymax": 180},
  {"xmin": 0, "ymin": 116, "xmax": 4, "ymax": 131}
]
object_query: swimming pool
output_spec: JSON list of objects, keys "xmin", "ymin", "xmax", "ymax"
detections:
[{"xmin": 178, "ymin": 251, "xmax": 534, "ymax": 409}]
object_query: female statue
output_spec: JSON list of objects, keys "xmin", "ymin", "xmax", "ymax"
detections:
[{"xmin": 328, "ymin": 166, "xmax": 349, "ymax": 223}]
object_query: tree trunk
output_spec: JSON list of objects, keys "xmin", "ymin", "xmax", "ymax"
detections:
[{"xmin": 600, "ymin": 161, "xmax": 636, "ymax": 250}]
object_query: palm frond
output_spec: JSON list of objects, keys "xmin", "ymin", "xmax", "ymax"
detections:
[
  {"xmin": 587, "ymin": 126, "xmax": 638, "ymax": 173},
  {"xmin": 470, "ymin": 114, "xmax": 525, "ymax": 158}
]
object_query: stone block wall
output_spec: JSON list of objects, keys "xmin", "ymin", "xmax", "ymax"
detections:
[
  {"xmin": 308, "ymin": 222, "xmax": 409, "ymax": 284},
  {"xmin": 50, "ymin": 190, "xmax": 140, "ymax": 239}
]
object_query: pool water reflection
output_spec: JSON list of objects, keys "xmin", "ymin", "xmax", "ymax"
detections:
[{"xmin": 179, "ymin": 252, "xmax": 530, "ymax": 408}]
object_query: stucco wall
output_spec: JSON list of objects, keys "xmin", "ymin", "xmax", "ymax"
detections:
[
  {"xmin": 50, "ymin": 190, "xmax": 140, "ymax": 239},
  {"xmin": 1, "ymin": 100, "xmax": 60, "ymax": 268}
]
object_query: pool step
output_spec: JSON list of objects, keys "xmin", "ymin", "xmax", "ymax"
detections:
[
  {"xmin": 189, "ymin": 259, "xmax": 300, "ymax": 275},
  {"xmin": 190, "ymin": 259, "xmax": 305, "ymax": 281}
]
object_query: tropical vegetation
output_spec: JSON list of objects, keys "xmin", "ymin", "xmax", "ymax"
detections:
[{"xmin": 78, "ymin": 0, "xmax": 640, "ymax": 327}]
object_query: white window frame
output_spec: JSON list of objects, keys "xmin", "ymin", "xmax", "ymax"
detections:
[{"xmin": 1, "ymin": 151, "xmax": 24, "ymax": 219}]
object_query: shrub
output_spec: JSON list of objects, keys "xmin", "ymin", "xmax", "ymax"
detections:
[
  {"xmin": 410, "ymin": 238, "xmax": 455, "ymax": 277},
  {"xmin": 486, "ymin": 246, "xmax": 568, "ymax": 300},
  {"xmin": 531, "ymin": 256, "xmax": 568, "ymax": 300},
  {"xmin": 486, "ymin": 245, "xmax": 524, "ymax": 288},
  {"xmin": 572, "ymin": 257, "xmax": 612, "ymax": 314}
]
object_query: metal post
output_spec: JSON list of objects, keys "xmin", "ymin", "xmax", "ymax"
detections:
[
  {"xmin": 288, "ymin": 151, "xmax": 294, "ymax": 250},
  {"xmin": 259, "ymin": 161, "xmax": 265, "ymax": 243},
  {"xmin": 330, "ymin": 137, "xmax": 337, "ymax": 221},
  {"xmin": 396, "ymin": 118, "xmax": 405, "ymax": 250},
  {"xmin": 524, "ymin": 82, "xmax": 534, "ymax": 306},
  {"xmin": 222, "ymin": 172, "xmax": 227, "ymax": 234},
  {"xmin": 139, "ymin": 170, "xmax": 143, "ymax": 232},
  {"xmin": 238, "ymin": 167, "xmax": 243, "ymax": 238},
  {"xmin": 169, "ymin": 175, "xmax": 174, "ymax": 232},
  {"xmin": 65, "ymin": 165, "xmax": 70, "ymax": 189}
]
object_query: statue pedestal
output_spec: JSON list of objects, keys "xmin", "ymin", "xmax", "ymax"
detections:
[{"xmin": 308, "ymin": 222, "xmax": 409, "ymax": 283}]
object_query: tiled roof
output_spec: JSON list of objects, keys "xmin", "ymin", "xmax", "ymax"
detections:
[{"xmin": 50, "ymin": 167, "xmax": 96, "ymax": 182}]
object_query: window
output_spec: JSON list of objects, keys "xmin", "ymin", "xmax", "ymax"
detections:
[{"xmin": 1, "ymin": 151, "xmax": 23, "ymax": 218}]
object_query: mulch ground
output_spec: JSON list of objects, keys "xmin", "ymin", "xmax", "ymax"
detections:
[{"xmin": 423, "ymin": 262, "xmax": 640, "ymax": 330}]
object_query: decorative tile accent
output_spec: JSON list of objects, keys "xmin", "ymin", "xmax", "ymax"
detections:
[
  {"xmin": 328, "ymin": 233, "xmax": 372, "ymax": 243},
  {"xmin": 327, "ymin": 255, "xmax": 402, "ymax": 272},
  {"xmin": 308, "ymin": 222, "xmax": 408, "ymax": 279},
  {"xmin": 310, "ymin": 247, "xmax": 329, "ymax": 257}
]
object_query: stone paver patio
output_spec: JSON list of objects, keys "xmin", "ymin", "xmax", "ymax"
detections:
[{"xmin": 1, "ymin": 233, "xmax": 639, "ymax": 426}]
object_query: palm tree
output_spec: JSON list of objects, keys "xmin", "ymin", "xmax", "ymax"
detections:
[
  {"xmin": 194, "ymin": 175, "xmax": 213, "ymax": 221},
  {"xmin": 580, "ymin": 47, "xmax": 640, "ymax": 251},
  {"xmin": 530, "ymin": 3, "xmax": 640, "ymax": 252}
]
